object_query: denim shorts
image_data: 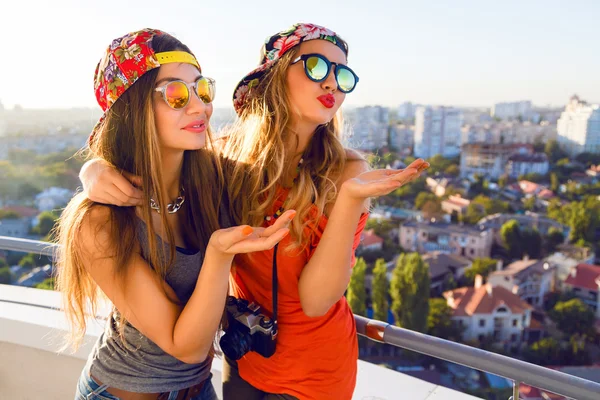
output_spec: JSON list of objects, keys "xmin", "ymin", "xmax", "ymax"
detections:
[{"xmin": 74, "ymin": 367, "xmax": 218, "ymax": 400}]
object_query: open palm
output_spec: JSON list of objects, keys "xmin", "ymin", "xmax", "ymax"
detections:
[{"xmin": 343, "ymin": 159, "xmax": 429, "ymax": 199}]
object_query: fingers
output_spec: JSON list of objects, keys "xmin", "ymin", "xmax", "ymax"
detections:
[
  {"xmin": 228, "ymin": 227, "xmax": 290, "ymax": 253},
  {"xmin": 113, "ymin": 172, "xmax": 143, "ymax": 200},
  {"xmin": 407, "ymin": 158, "xmax": 430, "ymax": 173},
  {"xmin": 122, "ymin": 170, "xmax": 144, "ymax": 187},
  {"xmin": 109, "ymin": 184, "xmax": 142, "ymax": 206},
  {"xmin": 389, "ymin": 167, "xmax": 419, "ymax": 185},
  {"xmin": 214, "ymin": 225, "xmax": 255, "ymax": 250},
  {"xmin": 261, "ymin": 210, "xmax": 296, "ymax": 237}
]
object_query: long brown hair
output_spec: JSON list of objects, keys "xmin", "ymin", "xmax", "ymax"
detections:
[
  {"xmin": 221, "ymin": 39, "xmax": 360, "ymax": 250},
  {"xmin": 55, "ymin": 34, "xmax": 224, "ymax": 350}
]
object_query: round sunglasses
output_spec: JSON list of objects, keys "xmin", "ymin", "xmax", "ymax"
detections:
[
  {"xmin": 291, "ymin": 53, "xmax": 359, "ymax": 93},
  {"xmin": 154, "ymin": 77, "xmax": 216, "ymax": 110}
]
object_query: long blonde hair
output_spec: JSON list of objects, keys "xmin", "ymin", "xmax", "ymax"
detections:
[
  {"xmin": 221, "ymin": 42, "xmax": 360, "ymax": 250},
  {"xmin": 55, "ymin": 34, "xmax": 224, "ymax": 350}
]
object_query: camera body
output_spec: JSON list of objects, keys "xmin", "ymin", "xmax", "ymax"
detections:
[{"xmin": 219, "ymin": 296, "xmax": 277, "ymax": 360}]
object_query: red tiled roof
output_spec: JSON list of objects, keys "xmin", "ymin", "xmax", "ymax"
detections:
[
  {"xmin": 443, "ymin": 284, "xmax": 532, "ymax": 316},
  {"xmin": 519, "ymin": 180, "xmax": 540, "ymax": 194},
  {"xmin": 1, "ymin": 206, "xmax": 39, "ymax": 218},
  {"xmin": 538, "ymin": 189, "xmax": 555, "ymax": 199},
  {"xmin": 361, "ymin": 229, "xmax": 384, "ymax": 246},
  {"xmin": 564, "ymin": 263, "xmax": 600, "ymax": 291}
]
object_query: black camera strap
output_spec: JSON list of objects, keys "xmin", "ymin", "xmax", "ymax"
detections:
[{"xmin": 272, "ymin": 243, "xmax": 279, "ymax": 337}]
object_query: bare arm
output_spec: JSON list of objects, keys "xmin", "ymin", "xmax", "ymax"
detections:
[
  {"xmin": 298, "ymin": 157, "xmax": 428, "ymax": 317},
  {"xmin": 81, "ymin": 206, "xmax": 293, "ymax": 363},
  {"xmin": 79, "ymin": 158, "xmax": 142, "ymax": 206}
]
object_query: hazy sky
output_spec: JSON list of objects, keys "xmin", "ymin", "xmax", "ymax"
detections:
[{"xmin": 1, "ymin": 0, "xmax": 598, "ymax": 110}]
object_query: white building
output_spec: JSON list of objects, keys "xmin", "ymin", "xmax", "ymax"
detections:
[
  {"xmin": 390, "ymin": 123, "xmax": 414, "ymax": 154},
  {"xmin": 488, "ymin": 259, "xmax": 553, "ymax": 308},
  {"xmin": 491, "ymin": 101, "xmax": 532, "ymax": 121},
  {"xmin": 505, "ymin": 152, "xmax": 550, "ymax": 179},
  {"xmin": 35, "ymin": 187, "xmax": 73, "ymax": 212},
  {"xmin": 557, "ymin": 95, "xmax": 600, "ymax": 156},
  {"xmin": 398, "ymin": 102, "xmax": 417, "ymax": 120},
  {"xmin": 347, "ymin": 106, "xmax": 389, "ymax": 151},
  {"xmin": 444, "ymin": 276, "xmax": 533, "ymax": 345},
  {"xmin": 414, "ymin": 106, "xmax": 462, "ymax": 159}
]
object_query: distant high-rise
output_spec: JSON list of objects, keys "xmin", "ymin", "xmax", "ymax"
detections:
[
  {"xmin": 491, "ymin": 101, "xmax": 532, "ymax": 121},
  {"xmin": 398, "ymin": 102, "xmax": 416, "ymax": 121},
  {"xmin": 347, "ymin": 106, "xmax": 389, "ymax": 151},
  {"xmin": 414, "ymin": 106, "xmax": 462, "ymax": 159},
  {"xmin": 557, "ymin": 95, "xmax": 600, "ymax": 156}
]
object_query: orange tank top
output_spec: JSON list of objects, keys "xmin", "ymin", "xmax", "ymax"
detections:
[{"xmin": 229, "ymin": 187, "xmax": 368, "ymax": 400}]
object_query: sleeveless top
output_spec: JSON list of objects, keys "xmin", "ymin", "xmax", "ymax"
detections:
[{"xmin": 86, "ymin": 210, "xmax": 232, "ymax": 393}]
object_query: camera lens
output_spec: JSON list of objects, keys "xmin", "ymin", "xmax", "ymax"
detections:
[{"xmin": 219, "ymin": 329, "xmax": 253, "ymax": 361}]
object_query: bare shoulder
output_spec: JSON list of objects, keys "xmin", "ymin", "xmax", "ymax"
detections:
[
  {"xmin": 338, "ymin": 148, "xmax": 370, "ymax": 185},
  {"xmin": 78, "ymin": 204, "xmax": 116, "ymax": 256}
]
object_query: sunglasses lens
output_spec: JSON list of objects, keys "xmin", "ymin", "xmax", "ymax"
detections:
[
  {"xmin": 164, "ymin": 81, "xmax": 190, "ymax": 109},
  {"xmin": 336, "ymin": 67, "xmax": 356, "ymax": 92},
  {"xmin": 196, "ymin": 77, "xmax": 215, "ymax": 103},
  {"xmin": 305, "ymin": 56, "xmax": 329, "ymax": 81}
]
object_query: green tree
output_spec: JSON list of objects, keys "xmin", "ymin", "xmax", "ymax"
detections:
[
  {"xmin": 550, "ymin": 173, "xmax": 559, "ymax": 193},
  {"xmin": 371, "ymin": 258, "xmax": 390, "ymax": 322},
  {"xmin": 444, "ymin": 164, "xmax": 460, "ymax": 177},
  {"xmin": 523, "ymin": 196, "xmax": 536, "ymax": 211},
  {"xmin": 0, "ymin": 266, "xmax": 13, "ymax": 284},
  {"xmin": 568, "ymin": 202, "xmax": 593, "ymax": 244},
  {"xmin": 415, "ymin": 192, "xmax": 439, "ymax": 210},
  {"xmin": 524, "ymin": 337, "xmax": 562, "ymax": 365},
  {"xmin": 521, "ymin": 228, "xmax": 542, "ymax": 259},
  {"xmin": 463, "ymin": 203, "xmax": 486, "ymax": 225},
  {"xmin": 0, "ymin": 209, "xmax": 21, "ymax": 219},
  {"xmin": 501, "ymin": 219, "xmax": 523, "ymax": 259},
  {"xmin": 549, "ymin": 298, "xmax": 595, "ymax": 337},
  {"xmin": 464, "ymin": 258, "xmax": 498, "ymax": 286},
  {"xmin": 390, "ymin": 253, "xmax": 430, "ymax": 332},
  {"xmin": 18, "ymin": 254, "xmax": 36, "ymax": 268},
  {"xmin": 545, "ymin": 227, "xmax": 565, "ymax": 254},
  {"xmin": 545, "ymin": 140, "xmax": 567, "ymax": 164},
  {"xmin": 427, "ymin": 298, "xmax": 462, "ymax": 340},
  {"xmin": 34, "ymin": 277, "xmax": 55, "ymax": 291},
  {"xmin": 498, "ymin": 174, "xmax": 508, "ymax": 189},
  {"xmin": 35, "ymin": 211, "xmax": 60, "ymax": 238},
  {"xmin": 346, "ymin": 258, "xmax": 367, "ymax": 317}
]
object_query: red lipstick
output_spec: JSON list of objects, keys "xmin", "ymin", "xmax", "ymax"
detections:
[{"xmin": 317, "ymin": 94, "xmax": 335, "ymax": 109}]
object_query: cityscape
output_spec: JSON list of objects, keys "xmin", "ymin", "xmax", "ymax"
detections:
[{"xmin": 1, "ymin": 94, "xmax": 600, "ymax": 399}]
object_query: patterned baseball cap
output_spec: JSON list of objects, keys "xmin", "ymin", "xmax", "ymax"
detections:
[
  {"xmin": 232, "ymin": 23, "xmax": 347, "ymax": 115},
  {"xmin": 89, "ymin": 28, "xmax": 201, "ymax": 142}
]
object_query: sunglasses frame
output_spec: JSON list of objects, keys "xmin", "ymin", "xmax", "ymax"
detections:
[
  {"xmin": 291, "ymin": 53, "xmax": 359, "ymax": 93},
  {"xmin": 154, "ymin": 76, "xmax": 216, "ymax": 109}
]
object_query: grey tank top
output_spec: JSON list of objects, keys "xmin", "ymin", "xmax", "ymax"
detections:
[{"xmin": 86, "ymin": 216, "xmax": 227, "ymax": 393}]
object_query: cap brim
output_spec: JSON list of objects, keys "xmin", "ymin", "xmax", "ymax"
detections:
[{"xmin": 232, "ymin": 60, "xmax": 277, "ymax": 115}]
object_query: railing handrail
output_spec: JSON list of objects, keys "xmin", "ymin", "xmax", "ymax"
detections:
[
  {"xmin": 0, "ymin": 235, "xmax": 58, "ymax": 258},
  {"xmin": 355, "ymin": 315, "xmax": 600, "ymax": 400},
  {"xmin": 2, "ymin": 235, "xmax": 600, "ymax": 399}
]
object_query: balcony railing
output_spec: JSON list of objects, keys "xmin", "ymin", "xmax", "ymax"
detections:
[{"xmin": 2, "ymin": 235, "xmax": 600, "ymax": 400}]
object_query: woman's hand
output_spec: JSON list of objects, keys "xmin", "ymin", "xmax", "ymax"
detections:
[
  {"xmin": 207, "ymin": 210, "xmax": 295, "ymax": 257},
  {"xmin": 340, "ymin": 158, "xmax": 429, "ymax": 200},
  {"xmin": 80, "ymin": 158, "xmax": 143, "ymax": 206}
]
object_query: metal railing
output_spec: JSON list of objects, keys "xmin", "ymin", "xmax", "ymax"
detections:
[{"xmin": 3, "ymin": 235, "xmax": 600, "ymax": 400}]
